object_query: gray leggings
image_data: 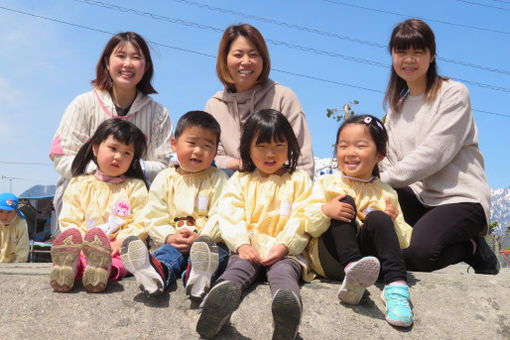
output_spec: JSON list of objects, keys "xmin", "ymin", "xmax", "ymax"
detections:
[{"xmin": 215, "ymin": 254, "xmax": 302, "ymax": 299}]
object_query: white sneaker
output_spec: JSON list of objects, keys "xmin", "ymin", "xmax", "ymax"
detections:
[
  {"xmin": 338, "ymin": 256, "xmax": 380, "ymax": 305},
  {"xmin": 186, "ymin": 236, "xmax": 219, "ymax": 299},
  {"xmin": 121, "ymin": 236, "xmax": 166, "ymax": 296}
]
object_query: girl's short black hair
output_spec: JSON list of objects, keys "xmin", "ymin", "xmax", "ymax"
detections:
[
  {"xmin": 71, "ymin": 118, "xmax": 148, "ymax": 187},
  {"xmin": 239, "ymin": 109, "xmax": 300, "ymax": 173},
  {"xmin": 335, "ymin": 114, "xmax": 388, "ymax": 177},
  {"xmin": 174, "ymin": 111, "xmax": 221, "ymax": 147}
]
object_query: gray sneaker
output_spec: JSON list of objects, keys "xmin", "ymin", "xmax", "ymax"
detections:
[
  {"xmin": 272, "ymin": 289, "xmax": 302, "ymax": 340},
  {"xmin": 196, "ymin": 280, "xmax": 241, "ymax": 338}
]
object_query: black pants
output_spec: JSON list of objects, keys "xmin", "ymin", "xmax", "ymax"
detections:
[
  {"xmin": 320, "ymin": 196, "xmax": 407, "ymax": 284},
  {"xmin": 396, "ymin": 187, "xmax": 486, "ymax": 272}
]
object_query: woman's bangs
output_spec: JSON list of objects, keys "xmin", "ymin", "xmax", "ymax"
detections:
[{"xmin": 391, "ymin": 30, "xmax": 428, "ymax": 52}]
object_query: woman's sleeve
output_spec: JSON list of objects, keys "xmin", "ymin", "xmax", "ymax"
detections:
[
  {"xmin": 59, "ymin": 178, "xmax": 87, "ymax": 234},
  {"xmin": 218, "ymin": 174, "xmax": 250, "ymax": 252},
  {"xmin": 143, "ymin": 172, "xmax": 174, "ymax": 248},
  {"xmin": 380, "ymin": 84, "xmax": 474, "ymax": 187},
  {"xmin": 275, "ymin": 172, "xmax": 312, "ymax": 255},
  {"xmin": 204, "ymin": 100, "xmax": 237, "ymax": 169},
  {"xmin": 15, "ymin": 219, "xmax": 29, "ymax": 263},
  {"xmin": 304, "ymin": 178, "xmax": 332, "ymax": 237},
  {"xmin": 50, "ymin": 96, "xmax": 92, "ymax": 179},
  {"xmin": 144, "ymin": 107, "xmax": 172, "ymax": 182},
  {"xmin": 117, "ymin": 180, "xmax": 149, "ymax": 240},
  {"xmin": 280, "ymin": 89, "xmax": 315, "ymax": 178}
]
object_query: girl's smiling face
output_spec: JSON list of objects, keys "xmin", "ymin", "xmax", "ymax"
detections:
[
  {"xmin": 250, "ymin": 132, "xmax": 288, "ymax": 176},
  {"xmin": 93, "ymin": 134, "xmax": 135, "ymax": 177},
  {"xmin": 107, "ymin": 41, "xmax": 146, "ymax": 91},
  {"xmin": 336, "ymin": 124, "xmax": 384, "ymax": 180}
]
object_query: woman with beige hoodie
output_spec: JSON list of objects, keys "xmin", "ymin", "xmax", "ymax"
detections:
[{"xmin": 205, "ymin": 24, "xmax": 315, "ymax": 178}]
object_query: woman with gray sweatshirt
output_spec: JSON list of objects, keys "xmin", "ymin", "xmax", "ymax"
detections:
[
  {"xmin": 380, "ymin": 19, "xmax": 498, "ymax": 275},
  {"xmin": 205, "ymin": 24, "xmax": 314, "ymax": 178}
]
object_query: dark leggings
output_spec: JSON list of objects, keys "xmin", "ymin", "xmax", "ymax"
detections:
[
  {"xmin": 216, "ymin": 254, "xmax": 303, "ymax": 299},
  {"xmin": 396, "ymin": 187, "xmax": 486, "ymax": 272},
  {"xmin": 321, "ymin": 196, "xmax": 407, "ymax": 284}
]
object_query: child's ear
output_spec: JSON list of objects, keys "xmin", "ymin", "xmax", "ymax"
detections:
[
  {"xmin": 376, "ymin": 152, "xmax": 385, "ymax": 163},
  {"xmin": 170, "ymin": 137, "xmax": 177, "ymax": 153},
  {"xmin": 92, "ymin": 144, "xmax": 99, "ymax": 157}
]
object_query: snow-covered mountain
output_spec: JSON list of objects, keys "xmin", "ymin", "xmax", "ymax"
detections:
[
  {"xmin": 490, "ymin": 187, "xmax": 510, "ymax": 233},
  {"xmin": 314, "ymin": 157, "xmax": 510, "ymax": 230}
]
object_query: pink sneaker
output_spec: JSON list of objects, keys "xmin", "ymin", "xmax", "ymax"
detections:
[
  {"xmin": 82, "ymin": 228, "xmax": 112, "ymax": 293},
  {"xmin": 50, "ymin": 228, "xmax": 83, "ymax": 292}
]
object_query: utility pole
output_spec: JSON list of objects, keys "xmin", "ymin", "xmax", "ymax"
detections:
[{"xmin": 1, "ymin": 175, "xmax": 23, "ymax": 192}]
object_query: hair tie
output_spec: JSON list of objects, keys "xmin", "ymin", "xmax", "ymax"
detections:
[{"xmin": 86, "ymin": 139, "xmax": 91, "ymax": 143}]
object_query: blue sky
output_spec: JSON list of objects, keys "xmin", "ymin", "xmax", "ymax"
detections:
[{"xmin": 0, "ymin": 0, "xmax": 509, "ymax": 196}]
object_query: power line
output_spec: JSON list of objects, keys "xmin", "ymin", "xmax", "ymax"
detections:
[
  {"xmin": 170, "ymin": 0, "xmax": 387, "ymax": 48},
  {"xmin": 169, "ymin": 0, "xmax": 510, "ymax": 75},
  {"xmin": 75, "ymin": 0, "xmax": 510, "ymax": 77},
  {"xmin": 456, "ymin": 0, "xmax": 510, "ymax": 11},
  {"xmin": 73, "ymin": 0, "xmax": 389, "ymax": 67},
  {"xmin": 321, "ymin": 0, "xmax": 510, "ymax": 36},
  {"xmin": 0, "ymin": 5, "xmax": 508, "ymax": 118}
]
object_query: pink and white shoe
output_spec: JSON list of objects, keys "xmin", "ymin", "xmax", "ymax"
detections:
[
  {"xmin": 82, "ymin": 227, "xmax": 112, "ymax": 293},
  {"xmin": 50, "ymin": 228, "xmax": 83, "ymax": 292},
  {"xmin": 338, "ymin": 256, "xmax": 380, "ymax": 305}
]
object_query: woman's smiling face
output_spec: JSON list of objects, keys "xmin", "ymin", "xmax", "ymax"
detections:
[{"xmin": 227, "ymin": 36, "xmax": 263, "ymax": 92}]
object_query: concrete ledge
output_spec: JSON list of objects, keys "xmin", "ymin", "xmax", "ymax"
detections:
[{"xmin": 0, "ymin": 263, "xmax": 509, "ymax": 339}]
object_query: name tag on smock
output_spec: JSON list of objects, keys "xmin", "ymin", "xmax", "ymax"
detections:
[
  {"xmin": 196, "ymin": 195, "xmax": 209, "ymax": 212},
  {"xmin": 280, "ymin": 201, "xmax": 292, "ymax": 216}
]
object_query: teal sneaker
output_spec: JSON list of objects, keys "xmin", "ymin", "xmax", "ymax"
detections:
[{"xmin": 381, "ymin": 285, "xmax": 413, "ymax": 327}]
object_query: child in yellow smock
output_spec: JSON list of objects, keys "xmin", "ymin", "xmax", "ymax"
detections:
[
  {"xmin": 196, "ymin": 109, "xmax": 312, "ymax": 340},
  {"xmin": 50, "ymin": 118, "xmax": 148, "ymax": 293},
  {"xmin": 121, "ymin": 111, "xmax": 228, "ymax": 299},
  {"xmin": 304, "ymin": 115, "xmax": 413, "ymax": 327},
  {"xmin": 0, "ymin": 193, "xmax": 29, "ymax": 263}
]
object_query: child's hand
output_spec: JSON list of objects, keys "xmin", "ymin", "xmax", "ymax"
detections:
[
  {"xmin": 110, "ymin": 237, "xmax": 124, "ymax": 257},
  {"xmin": 260, "ymin": 244, "xmax": 289, "ymax": 266},
  {"xmin": 166, "ymin": 229, "xmax": 199, "ymax": 253},
  {"xmin": 237, "ymin": 244, "xmax": 262, "ymax": 264},
  {"xmin": 321, "ymin": 194, "xmax": 355, "ymax": 222},
  {"xmin": 384, "ymin": 197, "xmax": 397, "ymax": 221}
]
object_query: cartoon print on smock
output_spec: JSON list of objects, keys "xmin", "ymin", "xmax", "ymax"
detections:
[{"xmin": 85, "ymin": 200, "xmax": 134, "ymax": 236}]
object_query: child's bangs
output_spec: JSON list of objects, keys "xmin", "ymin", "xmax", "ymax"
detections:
[
  {"xmin": 391, "ymin": 29, "xmax": 428, "ymax": 52},
  {"xmin": 254, "ymin": 124, "xmax": 286, "ymax": 144}
]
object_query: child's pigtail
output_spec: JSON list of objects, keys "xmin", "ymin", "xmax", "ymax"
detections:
[{"xmin": 71, "ymin": 139, "xmax": 95, "ymax": 177}]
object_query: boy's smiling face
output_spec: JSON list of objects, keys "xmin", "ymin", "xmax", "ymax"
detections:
[
  {"xmin": 171, "ymin": 126, "xmax": 218, "ymax": 174},
  {"xmin": 0, "ymin": 209, "xmax": 17, "ymax": 225}
]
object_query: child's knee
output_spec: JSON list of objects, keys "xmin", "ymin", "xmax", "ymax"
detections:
[
  {"xmin": 365, "ymin": 210, "xmax": 392, "ymax": 226},
  {"xmin": 340, "ymin": 195, "xmax": 356, "ymax": 210}
]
